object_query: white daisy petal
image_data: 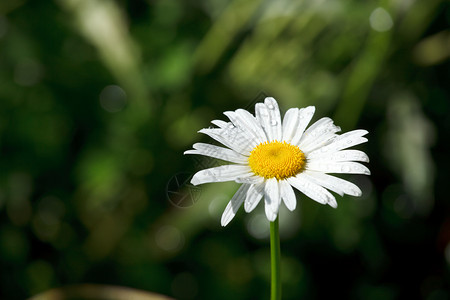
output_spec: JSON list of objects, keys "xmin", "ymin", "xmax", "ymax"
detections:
[
  {"xmin": 287, "ymin": 174, "xmax": 337, "ymax": 207},
  {"xmin": 235, "ymin": 176, "xmax": 264, "ymax": 184},
  {"xmin": 327, "ymin": 196, "xmax": 338, "ymax": 208},
  {"xmin": 309, "ymin": 130, "xmax": 368, "ymax": 156},
  {"xmin": 306, "ymin": 161, "xmax": 371, "ymax": 175},
  {"xmin": 218, "ymin": 124, "xmax": 259, "ymax": 149},
  {"xmin": 265, "ymin": 206, "xmax": 277, "ymax": 222},
  {"xmin": 264, "ymin": 178, "xmax": 280, "ymax": 221},
  {"xmin": 199, "ymin": 128, "xmax": 253, "ymax": 155},
  {"xmin": 221, "ymin": 184, "xmax": 250, "ymax": 226},
  {"xmin": 299, "ymin": 117, "xmax": 341, "ymax": 153},
  {"xmin": 299, "ymin": 117, "xmax": 341, "ymax": 147},
  {"xmin": 301, "ymin": 133, "xmax": 338, "ymax": 154},
  {"xmin": 211, "ymin": 120, "xmax": 229, "ymax": 128},
  {"xmin": 184, "ymin": 143, "xmax": 249, "ymax": 164},
  {"xmin": 244, "ymin": 182, "xmax": 265, "ymax": 213},
  {"xmin": 303, "ymin": 170, "xmax": 362, "ymax": 196},
  {"xmin": 279, "ymin": 179, "xmax": 297, "ymax": 211},
  {"xmin": 299, "ymin": 117, "xmax": 333, "ymax": 141},
  {"xmin": 255, "ymin": 103, "xmax": 271, "ymax": 140},
  {"xmin": 224, "ymin": 111, "xmax": 264, "ymax": 145},
  {"xmin": 307, "ymin": 150, "xmax": 370, "ymax": 163},
  {"xmin": 190, "ymin": 165, "xmax": 253, "ymax": 186},
  {"xmin": 264, "ymin": 97, "xmax": 282, "ymax": 141},
  {"xmin": 282, "ymin": 108, "xmax": 299, "ymax": 142},
  {"xmin": 235, "ymin": 109, "xmax": 267, "ymax": 142},
  {"xmin": 290, "ymin": 106, "xmax": 316, "ymax": 145}
]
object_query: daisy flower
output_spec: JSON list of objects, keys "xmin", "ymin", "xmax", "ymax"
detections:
[{"xmin": 185, "ymin": 97, "xmax": 370, "ymax": 226}]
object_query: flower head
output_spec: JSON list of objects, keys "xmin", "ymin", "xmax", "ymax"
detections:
[{"xmin": 185, "ymin": 97, "xmax": 370, "ymax": 226}]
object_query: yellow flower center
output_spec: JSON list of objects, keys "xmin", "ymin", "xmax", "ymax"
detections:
[{"xmin": 248, "ymin": 141, "xmax": 306, "ymax": 180}]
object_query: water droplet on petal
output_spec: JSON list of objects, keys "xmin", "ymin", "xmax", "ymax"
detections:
[
  {"xmin": 347, "ymin": 139, "xmax": 353, "ymax": 144},
  {"xmin": 268, "ymin": 104, "xmax": 275, "ymax": 110},
  {"xmin": 270, "ymin": 120, "xmax": 278, "ymax": 126}
]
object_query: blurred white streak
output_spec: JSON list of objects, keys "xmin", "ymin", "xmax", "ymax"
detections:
[
  {"xmin": 57, "ymin": 0, "xmax": 147, "ymax": 104},
  {"xmin": 194, "ymin": 0, "xmax": 263, "ymax": 73},
  {"xmin": 385, "ymin": 93, "xmax": 435, "ymax": 215}
]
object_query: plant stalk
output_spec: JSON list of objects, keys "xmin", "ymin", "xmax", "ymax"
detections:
[{"xmin": 270, "ymin": 217, "xmax": 281, "ymax": 300}]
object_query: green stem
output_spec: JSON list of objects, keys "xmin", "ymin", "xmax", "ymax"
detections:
[{"xmin": 270, "ymin": 217, "xmax": 281, "ymax": 300}]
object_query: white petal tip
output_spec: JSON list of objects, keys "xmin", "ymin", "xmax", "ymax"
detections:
[
  {"xmin": 353, "ymin": 189, "xmax": 363, "ymax": 197},
  {"xmin": 223, "ymin": 111, "xmax": 233, "ymax": 118},
  {"xmin": 190, "ymin": 175, "xmax": 201, "ymax": 186},
  {"xmin": 220, "ymin": 214, "xmax": 233, "ymax": 227},
  {"xmin": 265, "ymin": 206, "xmax": 278, "ymax": 221},
  {"xmin": 306, "ymin": 106, "xmax": 316, "ymax": 112},
  {"xmin": 286, "ymin": 204, "xmax": 296, "ymax": 211},
  {"xmin": 266, "ymin": 212, "xmax": 277, "ymax": 222}
]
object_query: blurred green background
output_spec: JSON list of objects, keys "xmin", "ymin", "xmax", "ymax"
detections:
[{"xmin": 0, "ymin": 0, "xmax": 449, "ymax": 299}]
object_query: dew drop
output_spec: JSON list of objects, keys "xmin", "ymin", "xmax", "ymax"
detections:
[
  {"xmin": 347, "ymin": 139, "xmax": 353, "ymax": 144},
  {"xmin": 270, "ymin": 120, "xmax": 278, "ymax": 126},
  {"xmin": 268, "ymin": 104, "xmax": 275, "ymax": 110}
]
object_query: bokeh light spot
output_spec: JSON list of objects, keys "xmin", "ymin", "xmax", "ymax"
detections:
[
  {"xmin": 370, "ymin": 8, "xmax": 393, "ymax": 32},
  {"xmin": 155, "ymin": 225, "xmax": 184, "ymax": 252},
  {"xmin": 246, "ymin": 213, "xmax": 270, "ymax": 239},
  {"xmin": 99, "ymin": 85, "xmax": 127, "ymax": 113}
]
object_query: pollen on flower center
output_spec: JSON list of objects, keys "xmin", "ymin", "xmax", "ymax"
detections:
[{"xmin": 248, "ymin": 141, "xmax": 306, "ymax": 180}]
